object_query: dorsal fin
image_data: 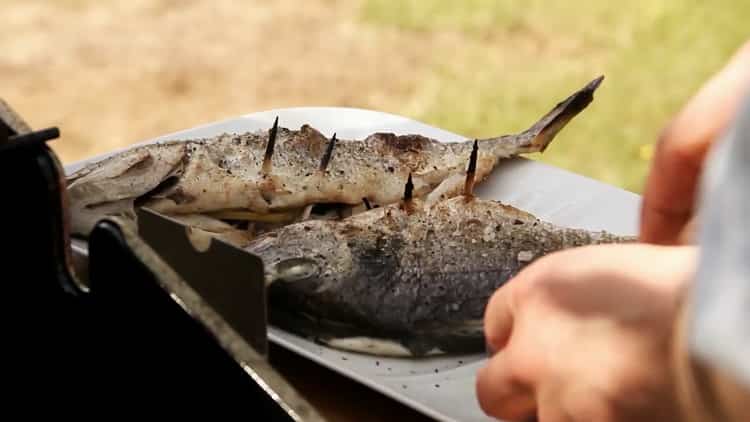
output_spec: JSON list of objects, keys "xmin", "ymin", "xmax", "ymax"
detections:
[
  {"xmin": 463, "ymin": 139, "xmax": 478, "ymax": 200},
  {"xmin": 261, "ymin": 116, "xmax": 279, "ymax": 174}
]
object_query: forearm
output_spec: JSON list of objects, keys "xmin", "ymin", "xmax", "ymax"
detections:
[{"xmin": 671, "ymin": 292, "xmax": 750, "ymax": 422}]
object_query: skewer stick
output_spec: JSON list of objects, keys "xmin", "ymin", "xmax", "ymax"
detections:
[
  {"xmin": 401, "ymin": 173, "xmax": 415, "ymax": 212},
  {"xmin": 261, "ymin": 116, "xmax": 279, "ymax": 174},
  {"xmin": 463, "ymin": 139, "xmax": 478, "ymax": 200},
  {"xmin": 300, "ymin": 133, "xmax": 337, "ymax": 221},
  {"xmin": 318, "ymin": 133, "xmax": 337, "ymax": 172}
]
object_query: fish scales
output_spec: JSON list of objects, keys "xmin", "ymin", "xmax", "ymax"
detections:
[
  {"xmin": 144, "ymin": 128, "xmax": 468, "ymax": 211},
  {"xmin": 248, "ymin": 195, "xmax": 633, "ymax": 357},
  {"xmin": 66, "ymin": 76, "xmax": 604, "ymax": 237},
  {"xmin": 68, "ymin": 127, "xmax": 502, "ymax": 224}
]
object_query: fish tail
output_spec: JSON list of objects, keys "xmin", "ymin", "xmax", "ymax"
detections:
[
  {"xmin": 522, "ymin": 75, "xmax": 604, "ymax": 153},
  {"xmin": 481, "ymin": 76, "xmax": 604, "ymax": 156}
]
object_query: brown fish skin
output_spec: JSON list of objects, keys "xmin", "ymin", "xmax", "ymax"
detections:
[
  {"xmin": 66, "ymin": 76, "xmax": 603, "ymax": 236},
  {"xmin": 247, "ymin": 194, "xmax": 634, "ymax": 357}
]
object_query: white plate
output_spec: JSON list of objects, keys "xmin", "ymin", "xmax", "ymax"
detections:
[{"xmin": 64, "ymin": 107, "xmax": 642, "ymax": 422}]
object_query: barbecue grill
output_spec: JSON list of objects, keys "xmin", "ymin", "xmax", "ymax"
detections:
[
  {"xmin": 3, "ymin": 97, "xmax": 641, "ymax": 422},
  {"xmin": 0, "ymin": 100, "xmax": 436, "ymax": 421}
]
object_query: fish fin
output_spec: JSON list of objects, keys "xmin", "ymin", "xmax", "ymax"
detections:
[
  {"xmin": 425, "ymin": 173, "xmax": 464, "ymax": 206},
  {"xmin": 261, "ymin": 116, "xmax": 279, "ymax": 174},
  {"xmin": 480, "ymin": 75, "xmax": 603, "ymax": 155},
  {"xmin": 317, "ymin": 331, "xmax": 484, "ymax": 358},
  {"xmin": 463, "ymin": 139, "xmax": 478, "ymax": 199},
  {"xmin": 299, "ymin": 205, "xmax": 313, "ymax": 222},
  {"xmin": 402, "ymin": 321, "xmax": 487, "ymax": 356},
  {"xmin": 320, "ymin": 337, "xmax": 440, "ymax": 357},
  {"xmin": 171, "ymin": 214, "xmax": 254, "ymax": 247},
  {"xmin": 523, "ymin": 75, "xmax": 603, "ymax": 153},
  {"xmin": 268, "ymin": 307, "xmax": 485, "ymax": 357},
  {"xmin": 267, "ymin": 307, "xmax": 439, "ymax": 357}
]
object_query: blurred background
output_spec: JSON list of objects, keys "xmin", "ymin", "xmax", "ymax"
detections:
[{"xmin": 3, "ymin": 0, "xmax": 748, "ymax": 193}]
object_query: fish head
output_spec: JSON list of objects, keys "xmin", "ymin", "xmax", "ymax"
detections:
[{"xmin": 245, "ymin": 219, "xmax": 353, "ymax": 292}]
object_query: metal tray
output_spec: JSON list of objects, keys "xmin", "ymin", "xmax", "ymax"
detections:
[{"xmin": 64, "ymin": 107, "xmax": 641, "ymax": 422}]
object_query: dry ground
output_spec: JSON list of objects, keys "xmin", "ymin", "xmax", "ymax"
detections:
[
  {"xmin": 3, "ymin": 0, "xmax": 435, "ymax": 162},
  {"xmin": 3, "ymin": 1, "xmax": 748, "ymax": 192}
]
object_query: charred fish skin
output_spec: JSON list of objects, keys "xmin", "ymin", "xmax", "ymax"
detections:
[
  {"xmin": 247, "ymin": 196, "xmax": 634, "ymax": 358},
  {"xmin": 65, "ymin": 76, "xmax": 604, "ymax": 237}
]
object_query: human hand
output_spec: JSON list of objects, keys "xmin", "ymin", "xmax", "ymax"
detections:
[
  {"xmin": 476, "ymin": 243, "xmax": 697, "ymax": 421},
  {"xmin": 640, "ymin": 41, "xmax": 750, "ymax": 245}
]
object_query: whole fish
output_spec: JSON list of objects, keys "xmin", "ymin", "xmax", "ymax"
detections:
[
  {"xmin": 66, "ymin": 76, "xmax": 604, "ymax": 237},
  {"xmin": 246, "ymin": 149, "xmax": 634, "ymax": 357}
]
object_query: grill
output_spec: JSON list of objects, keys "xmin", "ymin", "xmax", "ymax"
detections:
[
  {"xmin": 3, "ymin": 97, "xmax": 641, "ymax": 422},
  {"xmin": 0, "ymin": 100, "xmax": 434, "ymax": 421}
]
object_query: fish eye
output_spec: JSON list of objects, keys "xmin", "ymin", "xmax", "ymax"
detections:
[{"xmin": 273, "ymin": 258, "xmax": 319, "ymax": 282}]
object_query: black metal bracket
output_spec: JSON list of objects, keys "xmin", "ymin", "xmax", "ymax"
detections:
[
  {"xmin": 0, "ymin": 98, "xmax": 324, "ymax": 420},
  {"xmin": 87, "ymin": 218, "xmax": 319, "ymax": 418},
  {"xmin": 0, "ymin": 97, "xmax": 32, "ymax": 138},
  {"xmin": 136, "ymin": 208, "xmax": 268, "ymax": 355}
]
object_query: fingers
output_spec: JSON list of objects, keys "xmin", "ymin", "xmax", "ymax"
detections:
[
  {"xmin": 477, "ymin": 244, "xmax": 698, "ymax": 421},
  {"xmin": 483, "ymin": 282, "xmax": 516, "ymax": 354},
  {"xmin": 640, "ymin": 40, "xmax": 750, "ymax": 244},
  {"xmin": 476, "ymin": 351, "xmax": 537, "ymax": 421},
  {"xmin": 479, "ymin": 263, "xmax": 542, "ymax": 420},
  {"xmin": 483, "ymin": 251, "xmax": 554, "ymax": 354}
]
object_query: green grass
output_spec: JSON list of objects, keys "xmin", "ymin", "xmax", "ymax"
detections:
[{"xmin": 361, "ymin": 0, "xmax": 749, "ymax": 193}]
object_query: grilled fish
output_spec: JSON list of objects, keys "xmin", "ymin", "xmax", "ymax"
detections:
[
  {"xmin": 246, "ymin": 144, "xmax": 634, "ymax": 357},
  {"xmin": 66, "ymin": 76, "xmax": 604, "ymax": 237}
]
